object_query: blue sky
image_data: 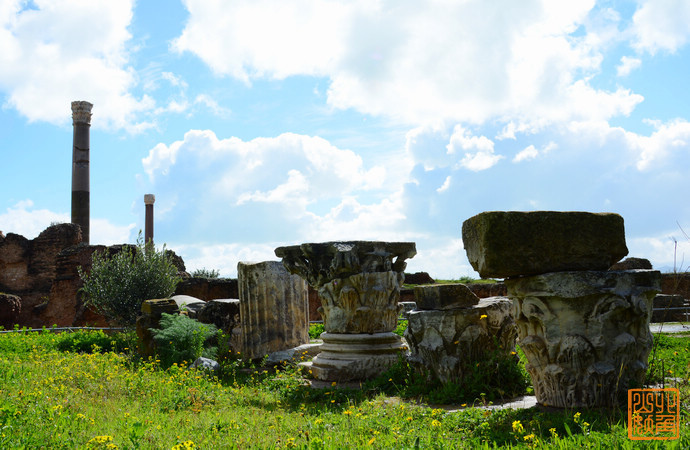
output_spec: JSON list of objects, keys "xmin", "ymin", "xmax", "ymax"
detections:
[{"xmin": 2, "ymin": 0, "xmax": 690, "ymax": 278}]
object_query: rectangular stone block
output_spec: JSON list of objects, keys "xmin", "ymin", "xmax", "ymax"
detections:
[
  {"xmin": 141, "ymin": 298, "xmax": 178, "ymax": 315},
  {"xmin": 462, "ymin": 211, "xmax": 629, "ymax": 278},
  {"xmin": 414, "ymin": 284, "xmax": 479, "ymax": 310}
]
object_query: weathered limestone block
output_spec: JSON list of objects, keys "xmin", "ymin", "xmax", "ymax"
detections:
[
  {"xmin": 414, "ymin": 284, "xmax": 479, "ymax": 310},
  {"xmin": 462, "ymin": 211, "xmax": 628, "ymax": 278},
  {"xmin": 318, "ymin": 271, "xmax": 404, "ymax": 333},
  {"xmin": 136, "ymin": 298, "xmax": 179, "ymax": 357},
  {"xmin": 506, "ymin": 270, "xmax": 660, "ymax": 408},
  {"xmin": 405, "ymin": 297, "xmax": 516, "ymax": 383},
  {"xmin": 0, "ymin": 293, "xmax": 21, "ymax": 329},
  {"xmin": 238, "ymin": 261, "xmax": 309, "ymax": 360},
  {"xmin": 610, "ymin": 257, "xmax": 652, "ymax": 271},
  {"xmin": 197, "ymin": 299, "xmax": 240, "ymax": 334},
  {"xmin": 171, "ymin": 294, "xmax": 206, "ymax": 318}
]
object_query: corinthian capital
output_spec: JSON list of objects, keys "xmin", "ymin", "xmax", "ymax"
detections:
[{"xmin": 71, "ymin": 101, "xmax": 93, "ymax": 125}]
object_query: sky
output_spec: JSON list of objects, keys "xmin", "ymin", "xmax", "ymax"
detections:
[{"xmin": 2, "ymin": 0, "xmax": 690, "ymax": 279}]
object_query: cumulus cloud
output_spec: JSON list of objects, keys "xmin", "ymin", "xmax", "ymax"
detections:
[
  {"xmin": 513, "ymin": 145, "xmax": 539, "ymax": 163},
  {"xmin": 631, "ymin": 0, "xmax": 690, "ymax": 55},
  {"xmin": 0, "ymin": 199, "xmax": 134, "ymax": 243},
  {"xmin": 0, "ymin": 0, "xmax": 152, "ymax": 131},
  {"xmin": 617, "ymin": 56, "xmax": 642, "ymax": 77},
  {"xmin": 173, "ymin": 0, "xmax": 640, "ymax": 130},
  {"xmin": 447, "ymin": 125, "xmax": 502, "ymax": 171}
]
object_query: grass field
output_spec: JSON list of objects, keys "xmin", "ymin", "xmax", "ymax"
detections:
[{"xmin": 1, "ymin": 327, "xmax": 688, "ymax": 448}]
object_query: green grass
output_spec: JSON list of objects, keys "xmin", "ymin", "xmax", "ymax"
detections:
[{"xmin": 1, "ymin": 328, "xmax": 689, "ymax": 448}]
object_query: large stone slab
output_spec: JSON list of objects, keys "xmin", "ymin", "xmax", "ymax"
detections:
[
  {"xmin": 462, "ymin": 211, "xmax": 628, "ymax": 278},
  {"xmin": 414, "ymin": 283, "xmax": 479, "ymax": 310}
]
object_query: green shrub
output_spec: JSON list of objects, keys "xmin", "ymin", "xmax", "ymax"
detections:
[
  {"xmin": 151, "ymin": 313, "xmax": 218, "ymax": 368},
  {"xmin": 78, "ymin": 233, "xmax": 181, "ymax": 327},
  {"xmin": 54, "ymin": 330, "xmax": 132, "ymax": 354},
  {"xmin": 190, "ymin": 268, "xmax": 220, "ymax": 278}
]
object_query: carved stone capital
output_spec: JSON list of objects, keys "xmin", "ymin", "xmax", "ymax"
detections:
[
  {"xmin": 275, "ymin": 241, "xmax": 416, "ymax": 288},
  {"xmin": 71, "ymin": 101, "xmax": 93, "ymax": 125},
  {"xmin": 144, "ymin": 194, "xmax": 156, "ymax": 205},
  {"xmin": 506, "ymin": 270, "xmax": 661, "ymax": 408}
]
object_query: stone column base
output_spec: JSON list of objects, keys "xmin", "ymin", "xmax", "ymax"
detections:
[{"xmin": 302, "ymin": 332, "xmax": 407, "ymax": 382}]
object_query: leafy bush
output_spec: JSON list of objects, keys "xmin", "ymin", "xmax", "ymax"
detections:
[
  {"xmin": 79, "ymin": 233, "xmax": 181, "ymax": 327},
  {"xmin": 151, "ymin": 313, "xmax": 218, "ymax": 368},
  {"xmin": 190, "ymin": 268, "xmax": 220, "ymax": 278},
  {"xmin": 54, "ymin": 330, "xmax": 132, "ymax": 354}
]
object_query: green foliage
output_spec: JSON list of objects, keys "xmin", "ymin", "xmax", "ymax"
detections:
[
  {"xmin": 647, "ymin": 332, "xmax": 690, "ymax": 384},
  {"xmin": 1, "ymin": 330, "xmax": 690, "ymax": 448},
  {"xmin": 308, "ymin": 322, "xmax": 324, "ymax": 340},
  {"xmin": 190, "ymin": 268, "xmax": 220, "ymax": 278},
  {"xmin": 365, "ymin": 345, "xmax": 530, "ymax": 405},
  {"xmin": 151, "ymin": 313, "xmax": 218, "ymax": 368},
  {"xmin": 54, "ymin": 330, "xmax": 131, "ymax": 354},
  {"xmin": 78, "ymin": 233, "xmax": 181, "ymax": 327}
]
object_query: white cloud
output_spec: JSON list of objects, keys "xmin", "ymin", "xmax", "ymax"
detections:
[
  {"xmin": 143, "ymin": 130, "xmax": 386, "ymax": 205},
  {"xmin": 173, "ymin": 242, "xmax": 281, "ymax": 278},
  {"xmin": 0, "ymin": 0, "xmax": 152, "ymax": 131},
  {"xmin": 447, "ymin": 125, "xmax": 502, "ymax": 171},
  {"xmin": 616, "ymin": 56, "xmax": 642, "ymax": 77},
  {"xmin": 513, "ymin": 145, "xmax": 539, "ymax": 163},
  {"xmin": 436, "ymin": 176, "xmax": 451, "ymax": 193},
  {"xmin": 631, "ymin": 0, "xmax": 690, "ymax": 55},
  {"xmin": 0, "ymin": 199, "xmax": 134, "ymax": 244},
  {"xmin": 173, "ymin": 0, "xmax": 640, "ymax": 129}
]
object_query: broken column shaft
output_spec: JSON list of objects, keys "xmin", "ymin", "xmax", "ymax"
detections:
[{"xmin": 71, "ymin": 101, "xmax": 93, "ymax": 244}]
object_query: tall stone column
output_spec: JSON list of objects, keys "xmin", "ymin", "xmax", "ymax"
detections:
[
  {"xmin": 71, "ymin": 101, "xmax": 93, "ymax": 244},
  {"xmin": 144, "ymin": 194, "xmax": 155, "ymax": 244}
]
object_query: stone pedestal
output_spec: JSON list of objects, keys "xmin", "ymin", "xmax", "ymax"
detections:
[
  {"xmin": 405, "ymin": 289, "xmax": 516, "ymax": 383},
  {"xmin": 506, "ymin": 270, "xmax": 660, "ymax": 408},
  {"xmin": 237, "ymin": 261, "xmax": 309, "ymax": 360},
  {"xmin": 136, "ymin": 298, "xmax": 179, "ymax": 357},
  {"xmin": 275, "ymin": 241, "xmax": 416, "ymax": 381}
]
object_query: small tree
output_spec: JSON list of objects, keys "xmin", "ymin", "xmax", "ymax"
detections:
[{"xmin": 79, "ymin": 233, "xmax": 181, "ymax": 327}]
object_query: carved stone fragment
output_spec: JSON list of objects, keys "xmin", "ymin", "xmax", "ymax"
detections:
[
  {"xmin": 405, "ymin": 297, "xmax": 516, "ymax": 383},
  {"xmin": 506, "ymin": 270, "xmax": 660, "ymax": 408}
]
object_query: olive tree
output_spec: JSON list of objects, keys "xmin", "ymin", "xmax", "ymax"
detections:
[{"xmin": 79, "ymin": 234, "xmax": 181, "ymax": 327}]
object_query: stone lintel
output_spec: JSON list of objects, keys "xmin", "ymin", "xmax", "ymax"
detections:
[
  {"xmin": 462, "ymin": 211, "xmax": 629, "ymax": 278},
  {"xmin": 414, "ymin": 283, "xmax": 479, "ymax": 310}
]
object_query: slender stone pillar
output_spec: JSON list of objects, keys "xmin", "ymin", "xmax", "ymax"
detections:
[
  {"xmin": 144, "ymin": 194, "xmax": 155, "ymax": 244},
  {"xmin": 237, "ymin": 261, "xmax": 309, "ymax": 360},
  {"xmin": 71, "ymin": 101, "xmax": 93, "ymax": 244}
]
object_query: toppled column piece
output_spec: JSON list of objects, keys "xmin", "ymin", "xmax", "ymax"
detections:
[
  {"xmin": 462, "ymin": 211, "xmax": 628, "ymax": 278},
  {"xmin": 405, "ymin": 296, "xmax": 516, "ymax": 383},
  {"xmin": 238, "ymin": 261, "xmax": 309, "ymax": 360},
  {"xmin": 506, "ymin": 270, "xmax": 660, "ymax": 408}
]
